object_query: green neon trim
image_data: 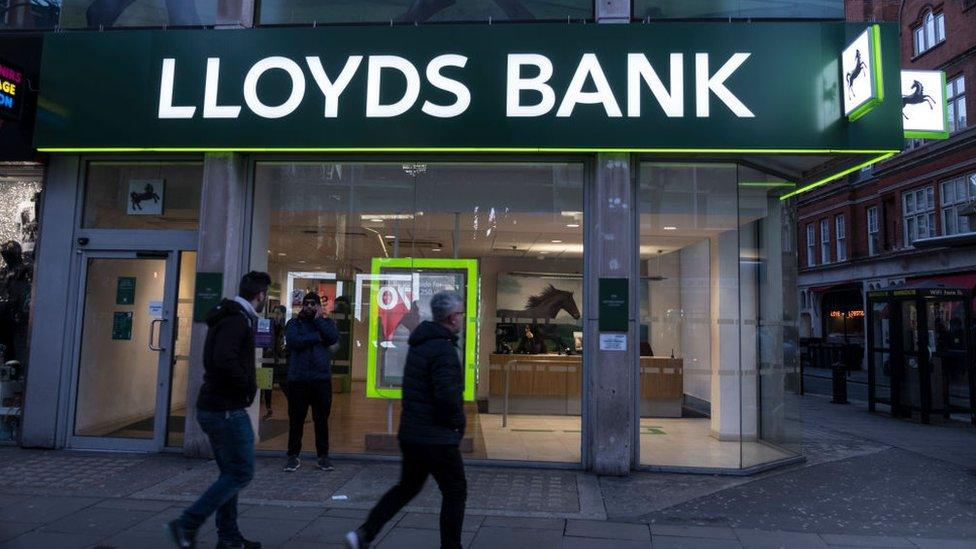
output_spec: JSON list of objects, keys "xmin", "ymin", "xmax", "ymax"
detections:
[
  {"xmin": 847, "ymin": 25, "xmax": 885, "ymax": 122},
  {"xmin": 903, "ymin": 71, "xmax": 950, "ymax": 140},
  {"xmin": 779, "ymin": 152, "xmax": 896, "ymax": 201},
  {"xmin": 36, "ymin": 147, "xmax": 901, "ymax": 154},
  {"xmin": 365, "ymin": 257, "xmax": 478, "ymax": 402}
]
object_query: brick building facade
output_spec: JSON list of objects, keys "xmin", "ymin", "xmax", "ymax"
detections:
[{"xmin": 798, "ymin": 0, "xmax": 976, "ymax": 403}]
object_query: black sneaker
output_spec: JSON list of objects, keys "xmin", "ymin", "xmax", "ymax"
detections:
[
  {"xmin": 215, "ymin": 538, "xmax": 261, "ymax": 549},
  {"xmin": 344, "ymin": 528, "xmax": 369, "ymax": 549},
  {"xmin": 283, "ymin": 456, "xmax": 301, "ymax": 472},
  {"xmin": 165, "ymin": 519, "xmax": 196, "ymax": 548},
  {"xmin": 317, "ymin": 457, "xmax": 335, "ymax": 471}
]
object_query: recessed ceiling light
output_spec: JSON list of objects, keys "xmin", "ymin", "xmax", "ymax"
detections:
[
  {"xmin": 431, "ymin": 248, "xmax": 442, "ymax": 252},
  {"xmin": 663, "ymin": 226, "xmax": 677, "ymax": 231},
  {"xmin": 277, "ymin": 252, "xmax": 287, "ymax": 256},
  {"xmin": 539, "ymin": 251, "xmax": 548, "ymax": 254},
  {"xmin": 566, "ymin": 224, "xmax": 580, "ymax": 228},
  {"xmin": 385, "ymin": 235, "xmax": 396, "ymax": 239},
  {"xmin": 370, "ymin": 218, "xmax": 383, "ymax": 223},
  {"xmin": 551, "ymin": 239, "xmax": 562, "ymax": 243},
  {"xmin": 298, "ymin": 260, "xmax": 307, "ymax": 264}
]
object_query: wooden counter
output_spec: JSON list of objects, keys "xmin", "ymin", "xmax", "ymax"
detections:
[{"xmin": 487, "ymin": 354, "xmax": 683, "ymax": 417}]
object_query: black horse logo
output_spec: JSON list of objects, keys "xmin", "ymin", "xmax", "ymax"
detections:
[
  {"xmin": 846, "ymin": 49, "xmax": 867, "ymax": 100},
  {"xmin": 130, "ymin": 183, "xmax": 160, "ymax": 211},
  {"xmin": 902, "ymin": 80, "xmax": 937, "ymax": 120}
]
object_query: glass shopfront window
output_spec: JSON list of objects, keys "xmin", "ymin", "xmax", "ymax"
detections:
[
  {"xmin": 82, "ymin": 161, "xmax": 203, "ymax": 230},
  {"xmin": 250, "ymin": 160, "xmax": 584, "ymax": 463},
  {"xmin": 634, "ymin": 1, "xmax": 843, "ymax": 20},
  {"xmin": 0, "ymin": 164, "xmax": 43, "ymax": 443},
  {"xmin": 637, "ymin": 163, "xmax": 799, "ymax": 470},
  {"xmin": 258, "ymin": 0, "xmax": 594, "ymax": 26},
  {"xmin": 0, "ymin": 0, "xmax": 61, "ymax": 29},
  {"xmin": 59, "ymin": 0, "xmax": 216, "ymax": 28}
]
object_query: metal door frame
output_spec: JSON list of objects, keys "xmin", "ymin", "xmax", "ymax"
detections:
[{"xmin": 65, "ymin": 250, "xmax": 181, "ymax": 451}]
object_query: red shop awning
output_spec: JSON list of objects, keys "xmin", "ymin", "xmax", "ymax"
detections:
[{"xmin": 908, "ymin": 272, "xmax": 976, "ymax": 293}]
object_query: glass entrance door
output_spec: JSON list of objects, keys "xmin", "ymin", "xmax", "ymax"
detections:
[{"xmin": 69, "ymin": 251, "xmax": 193, "ymax": 451}]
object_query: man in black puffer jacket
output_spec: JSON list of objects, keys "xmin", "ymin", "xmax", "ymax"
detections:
[
  {"xmin": 346, "ymin": 291, "xmax": 467, "ymax": 549},
  {"xmin": 168, "ymin": 271, "xmax": 270, "ymax": 549}
]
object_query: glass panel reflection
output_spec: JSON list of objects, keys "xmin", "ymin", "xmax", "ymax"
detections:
[
  {"xmin": 60, "ymin": 0, "xmax": 216, "ymax": 28},
  {"xmin": 258, "ymin": 0, "xmax": 593, "ymax": 26}
]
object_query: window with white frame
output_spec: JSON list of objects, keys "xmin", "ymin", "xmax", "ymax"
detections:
[
  {"xmin": 867, "ymin": 206, "xmax": 880, "ymax": 256},
  {"xmin": 806, "ymin": 224, "xmax": 815, "ymax": 266},
  {"xmin": 903, "ymin": 187, "xmax": 936, "ymax": 245},
  {"xmin": 914, "ymin": 10, "xmax": 946, "ymax": 56},
  {"xmin": 820, "ymin": 219, "xmax": 830, "ymax": 264},
  {"xmin": 948, "ymin": 75, "xmax": 966, "ymax": 132},
  {"xmin": 941, "ymin": 173, "xmax": 976, "ymax": 235},
  {"xmin": 835, "ymin": 215, "xmax": 847, "ymax": 261}
]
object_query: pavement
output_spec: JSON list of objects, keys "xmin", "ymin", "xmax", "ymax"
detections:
[{"xmin": 0, "ymin": 394, "xmax": 974, "ymax": 548}]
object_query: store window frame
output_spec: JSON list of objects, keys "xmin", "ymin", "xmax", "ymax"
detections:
[
  {"xmin": 947, "ymin": 74, "xmax": 966, "ymax": 133},
  {"xmin": 240, "ymin": 152, "xmax": 594, "ymax": 469},
  {"xmin": 806, "ymin": 224, "xmax": 816, "ymax": 267},
  {"xmin": 902, "ymin": 186, "xmax": 936, "ymax": 246},
  {"xmin": 912, "ymin": 10, "xmax": 946, "ymax": 57},
  {"xmin": 820, "ymin": 218, "xmax": 830, "ymax": 264},
  {"xmin": 940, "ymin": 172, "xmax": 976, "ymax": 236},
  {"xmin": 254, "ymin": 0, "xmax": 597, "ymax": 27},
  {"xmin": 835, "ymin": 214, "xmax": 846, "ymax": 262},
  {"xmin": 867, "ymin": 205, "xmax": 880, "ymax": 256}
]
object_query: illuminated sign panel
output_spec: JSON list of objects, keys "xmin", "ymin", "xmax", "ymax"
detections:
[
  {"xmin": 901, "ymin": 70, "xmax": 948, "ymax": 139},
  {"xmin": 0, "ymin": 59, "xmax": 23, "ymax": 121},
  {"xmin": 841, "ymin": 25, "xmax": 884, "ymax": 121}
]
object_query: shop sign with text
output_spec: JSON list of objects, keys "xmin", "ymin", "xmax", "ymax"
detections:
[
  {"xmin": 0, "ymin": 58, "xmax": 22, "ymax": 121},
  {"xmin": 36, "ymin": 23, "xmax": 902, "ymax": 151}
]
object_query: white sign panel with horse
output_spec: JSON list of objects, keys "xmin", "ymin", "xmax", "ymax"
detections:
[
  {"xmin": 841, "ymin": 26, "xmax": 882, "ymax": 120},
  {"xmin": 126, "ymin": 179, "xmax": 165, "ymax": 215},
  {"xmin": 901, "ymin": 70, "xmax": 948, "ymax": 139}
]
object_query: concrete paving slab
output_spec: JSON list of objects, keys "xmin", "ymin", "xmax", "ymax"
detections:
[
  {"xmin": 562, "ymin": 536, "xmax": 650, "ymax": 548},
  {"xmin": 293, "ymin": 515, "xmax": 363, "ymax": 543},
  {"xmin": 396, "ymin": 512, "xmax": 484, "ymax": 532},
  {"xmin": 652, "ymin": 536, "xmax": 744, "ymax": 549},
  {"xmin": 129, "ymin": 506, "xmax": 185, "ymax": 532},
  {"xmin": 820, "ymin": 534, "xmax": 915, "ymax": 547},
  {"xmin": 651, "ymin": 524, "xmax": 738, "ymax": 539},
  {"xmin": 99, "ymin": 528, "xmax": 187, "ymax": 549},
  {"xmin": 468, "ymin": 526, "xmax": 563, "ymax": 549},
  {"xmin": 481, "ymin": 515, "xmax": 566, "ymax": 530},
  {"xmin": 195, "ymin": 517, "xmax": 311, "ymax": 546},
  {"xmin": 240, "ymin": 504, "xmax": 325, "ymax": 520},
  {"xmin": 735, "ymin": 529, "xmax": 829, "ymax": 549},
  {"xmin": 0, "ymin": 523, "xmax": 36, "ymax": 543},
  {"xmin": 93, "ymin": 498, "xmax": 175, "ymax": 512},
  {"xmin": 0, "ymin": 530, "xmax": 101, "ymax": 549},
  {"xmin": 564, "ymin": 519, "xmax": 650, "ymax": 540},
  {"xmin": 909, "ymin": 539, "xmax": 976, "ymax": 549},
  {"xmin": 374, "ymin": 526, "xmax": 475, "ymax": 548},
  {"xmin": 39, "ymin": 507, "xmax": 153, "ymax": 536},
  {"xmin": 0, "ymin": 495, "xmax": 99, "ymax": 523}
]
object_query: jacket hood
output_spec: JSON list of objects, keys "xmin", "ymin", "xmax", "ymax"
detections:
[
  {"xmin": 408, "ymin": 320, "xmax": 458, "ymax": 347},
  {"xmin": 206, "ymin": 298, "xmax": 247, "ymax": 328}
]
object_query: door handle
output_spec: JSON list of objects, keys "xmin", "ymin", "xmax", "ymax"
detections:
[{"xmin": 149, "ymin": 318, "xmax": 167, "ymax": 351}]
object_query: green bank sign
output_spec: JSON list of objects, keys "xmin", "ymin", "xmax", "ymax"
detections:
[{"xmin": 36, "ymin": 23, "xmax": 902, "ymax": 152}]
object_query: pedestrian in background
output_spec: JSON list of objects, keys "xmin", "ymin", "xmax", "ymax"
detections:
[
  {"xmin": 167, "ymin": 271, "xmax": 271, "ymax": 549},
  {"xmin": 282, "ymin": 292, "xmax": 340, "ymax": 472},
  {"xmin": 346, "ymin": 290, "xmax": 468, "ymax": 549}
]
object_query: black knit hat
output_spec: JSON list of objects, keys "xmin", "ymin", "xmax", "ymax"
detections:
[{"xmin": 302, "ymin": 292, "xmax": 321, "ymax": 305}]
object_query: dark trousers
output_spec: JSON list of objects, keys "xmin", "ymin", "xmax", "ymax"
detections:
[
  {"xmin": 361, "ymin": 443, "xmax": 467, "ymax": 549},
  {"xmin": 180, "ymin": 408, "xmax": 254, "ymax": 543},
  {"xmin": 286, "ymin": 379, "xmax": 332, "ymax": 457}
]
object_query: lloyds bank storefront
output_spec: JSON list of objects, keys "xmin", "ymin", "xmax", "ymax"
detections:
[{"xmin": 19, "ymin": 9, "xmax": 906, "ymax": 475}]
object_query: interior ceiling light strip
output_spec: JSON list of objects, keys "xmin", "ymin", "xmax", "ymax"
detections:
[{"xmin": 779, "ymin": 152, "xmax": 897, "ymax": 201}]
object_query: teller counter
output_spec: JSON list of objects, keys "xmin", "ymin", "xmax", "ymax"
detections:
[{"xmin": 487, "ymin": 354, "xmax": 683, "ymax": 417}]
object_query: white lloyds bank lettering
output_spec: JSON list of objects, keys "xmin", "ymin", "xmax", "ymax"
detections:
[
  {"xmin": 306, "ymin": 56, "xmax": 363, "ymax": 118},
  {"xmin": 243, "ymin": 56, "xmax": 306, "ymax": 119},
  {"xmin": 695, "ymin": 53, "xmax": 754, "ymax": 118},
  {"xmin": 156, "ymin": 51, "xmax": 755, "ymax": 121},
  {"xmin": 158, "ymin": 58, "xmax": 196, "ymax": 119}
]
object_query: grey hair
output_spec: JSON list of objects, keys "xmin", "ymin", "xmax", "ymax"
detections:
[{"xmin": 430, "ymin": 290, "xmax": 464, "ymax": 322}]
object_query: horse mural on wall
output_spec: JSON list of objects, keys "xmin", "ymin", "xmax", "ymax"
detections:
[
  {"xmin": 497, "ymin": 284, "xmax": 581, "ymax": 322},
  {"xmin": 130, "ymin": 183, "xmax": 161, "ymax": 211},
  {"xmin": 902, "ymin": 80, "xmax": 937, "ymax": 119},
  {"xmin": 846, "ymin": 49, "xmax": 868, "ymax": 100}
]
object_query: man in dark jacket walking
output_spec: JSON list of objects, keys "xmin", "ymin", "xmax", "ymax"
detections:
[
  {"xmin": 283, "ymin": 292, "xmax": 340, "ymax": 472},
  {"xmin": 167, "ymin": 271, "xmax": 271, "ymax": 549},
  {"xmin": 345, "ymin": 291, "xmax": 467, "ymax": 549}
]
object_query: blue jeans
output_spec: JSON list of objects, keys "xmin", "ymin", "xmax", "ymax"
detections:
[{"xmin": 180, "ymin": 408, "xmax": 255, "ymax": 542}]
